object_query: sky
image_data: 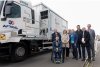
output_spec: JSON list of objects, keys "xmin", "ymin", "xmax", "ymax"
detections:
[{"xmin": 25, "ymin": 0, "xmax": 100, "ymax": 35}]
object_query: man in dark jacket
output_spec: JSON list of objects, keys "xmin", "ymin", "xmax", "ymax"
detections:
[
  {"xmin": 87, "ymin": 24, "xmax": 95, "ymax": 61},
  {"xmin": 81, "ymin": 27, "xmax": 91, "ymax": 62},
  {"xmin": 76, "ymin": 25, "xmax": 83, "ymax": 59}
]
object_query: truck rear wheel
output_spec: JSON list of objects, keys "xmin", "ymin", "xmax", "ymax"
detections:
[{"xmin": 11, "ymin": 42, "xmax": 28, "ymax": 62}]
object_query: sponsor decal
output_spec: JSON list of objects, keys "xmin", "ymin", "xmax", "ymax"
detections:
[
  {"xmin": 0, "ymin": 34, "xmax": 6, "ymax": 40},
  {"xmin": 8, "ymin": 20, "xmax": 14, "ymax": 25},
  {"xmin": 3, "ymin": 20, "xmax": 18, "ymax": 29}
]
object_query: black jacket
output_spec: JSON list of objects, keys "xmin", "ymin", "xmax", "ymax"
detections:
[
  {"xmin": 76, "ymin": 30, "xmax": 83, "ymax": 42},
  {"xmin": 52, "ymin": 32, "xmax": 61, "ymax": 42},
  {"xmin": 81, "ymin": 31, "xmax": 90, "ymax": 46}
]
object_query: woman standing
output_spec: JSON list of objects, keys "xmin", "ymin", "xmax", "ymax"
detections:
[
  {"xmin": 70, "ymin": 29, "xmax": 78, "ymax": 60},
  {"xmin": 62, "ymin": 30, "xmax": 70, "ymax": 61}
]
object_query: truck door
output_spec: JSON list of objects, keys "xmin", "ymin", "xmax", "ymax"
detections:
[
  {"xmin": 40, "ymin": 10, "xmax": 49, "ymax": 38},
  {"xmin": 22, "ymin": 5, "xmax": 40, "ymax": 37},
  {"xmin": 22, "ymin": 6, "xmax": 33, "ymax": 29},
  {"xmin": 3, "ymin": 2, "xmax": 22, "ymax": 30}
]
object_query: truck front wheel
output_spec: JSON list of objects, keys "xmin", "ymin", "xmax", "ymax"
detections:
[{"xmin": 11, "ymin": 42, "xmax": 28, "ymax": 62}]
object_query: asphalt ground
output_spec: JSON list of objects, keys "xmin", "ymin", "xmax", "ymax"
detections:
[{"xmin": 0, "ymin": 41, "xmax": 99, "ymax": 67}]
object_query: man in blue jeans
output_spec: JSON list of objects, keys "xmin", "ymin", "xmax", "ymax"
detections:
[{"xmin": 76, "ymin": 25, "xmax": 83, "ymax": 59}]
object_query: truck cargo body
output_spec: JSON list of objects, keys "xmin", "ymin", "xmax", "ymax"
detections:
[{"xmin": 33, "ymin": 4, "xmax": 68, "ymax": 39}]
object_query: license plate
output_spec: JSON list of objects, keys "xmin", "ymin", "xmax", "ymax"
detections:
[{"xmin": 0, "ymin": 34, "xmax": 6, "ymax": 40}]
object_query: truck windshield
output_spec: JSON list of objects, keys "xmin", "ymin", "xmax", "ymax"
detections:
[{"xmin": 0, "ymin": 1, "xmax": 4, "ymax": 15}]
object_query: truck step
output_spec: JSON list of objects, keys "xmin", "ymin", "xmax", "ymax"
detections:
[
  {"xmin": 0, "ymin": 46, "xmax": 9, "ymax": 49},
  {"xmin": 0, "ymin": 55, "xmax": 9, "ymax": 57},
  {"xmin": 31, "ymin": 49, "xmax": 51, "ymax": 54},
  {"xmin": 0, "ymin": 53, "xmax": 9, "ymax": 57},
  {"xmin": 42, "ymin": 42, "xmax": 52, "ymax": 44}
]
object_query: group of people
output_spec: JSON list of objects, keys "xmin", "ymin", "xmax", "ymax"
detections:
[{"xmin": 52, "ymin": 24, "xmax": 95, "ymax": 63}]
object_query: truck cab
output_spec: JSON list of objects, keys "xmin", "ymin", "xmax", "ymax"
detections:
[
  {"xmin": 0, "ymin": 0, "xmax": 39, "ymax": 61},
  {"xmin": 0, "ymin": 0, "xmax": 38, "ymax": 43}
]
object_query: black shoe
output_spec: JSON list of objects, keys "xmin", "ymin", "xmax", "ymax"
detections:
[
  {"xmin": 81, "ymin": 59, "xmax": 85, "ymax": 61},
  {"xmin": 62, "ymin": 60, "xmax": 64, "ymax": 63},
  {"xmin": 72, "ymin": 57, "xmax": 75, "ymax": 59},
  {"xmin": 79, "ymin": 57, "xmax": 81, "ymax": 59},
  {"xmin": 92, "ymin": 58, "xmax": 95, "ymax": 61},
  {"xmin": 76, "ymin": 58, "xmax": 78, "ymax": 60},
  {"xmin": 66, "ymin": 56, "xmax": 69, "ymax": 57}
]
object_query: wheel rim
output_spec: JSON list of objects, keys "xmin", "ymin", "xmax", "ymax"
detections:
[{"xmin": 15, "ymin": 47, "xmax": 25, "ymax": 57}]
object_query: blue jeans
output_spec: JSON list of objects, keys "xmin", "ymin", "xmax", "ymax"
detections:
[{"xmin": 71, "ymin": 44, "xmax": 78, "ymax": 59}]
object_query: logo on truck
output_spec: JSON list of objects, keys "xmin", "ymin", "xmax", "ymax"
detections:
[
  {"xmin": 3, "ymin": 20, "xmax": 18, "ymax": 29},
  {"xmin": 8, "ymin": 20, "xmax": 15, "ymax": 25}
]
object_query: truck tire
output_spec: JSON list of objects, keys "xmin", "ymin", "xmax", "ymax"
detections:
[{"xmin": 11, "ymin": 42, "xmax": 28, "ymax": 62}]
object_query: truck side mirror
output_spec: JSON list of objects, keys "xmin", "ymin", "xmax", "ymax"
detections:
[{"xmin": 5, "ymin": 5, "xmax": 12, "ymax": 15}]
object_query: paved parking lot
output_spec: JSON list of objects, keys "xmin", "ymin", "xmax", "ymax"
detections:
[
  {"xmin": 0, "ymin": 41, "xmax": 100, "ymax": 67},
  {"xmin": 0, "ymin": 53, "xmax": 84, "ymax": 67}
]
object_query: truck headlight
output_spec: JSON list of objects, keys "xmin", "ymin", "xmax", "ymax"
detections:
[{"xmin": 0, "ymin": 34, "xmax": 6, "ymax": 40}]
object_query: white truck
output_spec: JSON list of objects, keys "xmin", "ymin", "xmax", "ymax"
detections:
[{"xmin": 0, "ymin": 0, "xmax": 68, "ymax": 61}]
